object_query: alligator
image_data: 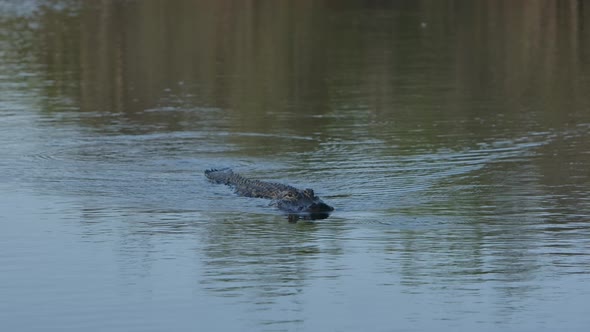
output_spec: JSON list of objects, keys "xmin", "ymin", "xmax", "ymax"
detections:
[{"xmin": 205, "ymin": 168, "xmax": 334, "ymax": 220}]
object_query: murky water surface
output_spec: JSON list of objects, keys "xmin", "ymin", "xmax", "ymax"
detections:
[{"xmin": 1, "ymin": 1, "xmax": 590, "ymax": 331}]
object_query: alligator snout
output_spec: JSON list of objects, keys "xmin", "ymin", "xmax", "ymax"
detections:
[{"xmin": 307, "ymin": 202, "xmax": 334, "ymax": 213}]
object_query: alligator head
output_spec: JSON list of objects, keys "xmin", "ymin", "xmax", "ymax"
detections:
[{"xmin": 274, "ymin": 188, "xmax": 334, "ymax": 219}]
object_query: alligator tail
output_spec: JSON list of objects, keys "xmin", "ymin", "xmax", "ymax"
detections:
[{"xmin": 204, "ymin": 168, "xmax": 236, "ymax": 185}]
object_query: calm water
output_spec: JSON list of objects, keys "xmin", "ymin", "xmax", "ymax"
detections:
[{"xmin": 1, "ymin": 1, "xmax": 590, "ymax": 331}]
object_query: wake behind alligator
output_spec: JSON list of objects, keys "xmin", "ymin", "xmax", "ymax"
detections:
[{"xmin": 205, "ymin": 168, "xmax": 334, "ymax": 220}]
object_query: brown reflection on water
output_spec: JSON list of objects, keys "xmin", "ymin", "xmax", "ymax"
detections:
[
  {"xmin": 74, "ymin": 1, "xmax": 332, "ymax": 129},
  {"xmin": 14, "ymin": 1, "xmax": 585, "ymax": 133}
]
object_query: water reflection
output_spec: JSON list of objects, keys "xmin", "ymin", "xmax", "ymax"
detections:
[{"xmin": 199, "ymin": 217, "xmax": 318, "ymax": 298}]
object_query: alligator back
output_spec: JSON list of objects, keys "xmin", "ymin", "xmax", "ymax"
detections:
[{"xmin": 205, "ymin": 168, "xmax": 298, "ymax": 200}]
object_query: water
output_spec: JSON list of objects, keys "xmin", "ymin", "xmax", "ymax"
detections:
[{"xmin": 1, "ymin": 1, "xmax": 590, "ymax": 331}]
